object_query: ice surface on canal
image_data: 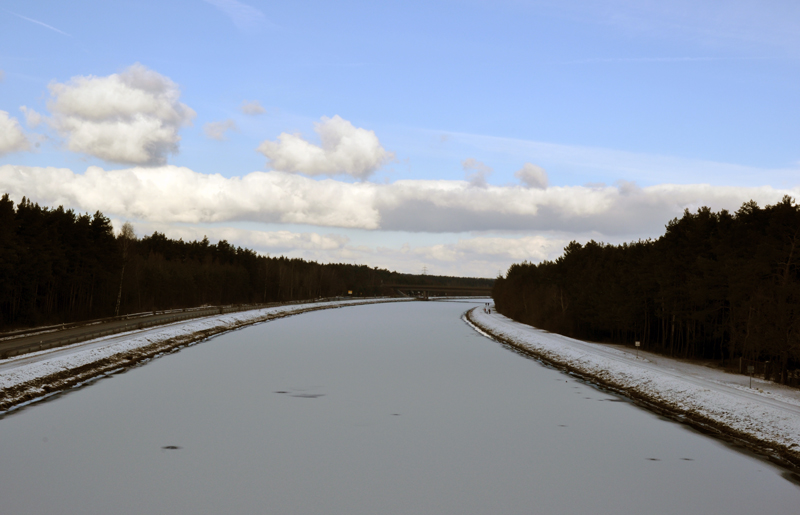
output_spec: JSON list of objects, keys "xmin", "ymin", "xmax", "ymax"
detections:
[{"xmin": 1, "ymin": 301, "xmax": 798, "ymax": 514}]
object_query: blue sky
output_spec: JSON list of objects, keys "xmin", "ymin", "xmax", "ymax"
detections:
[{"xmin": 1, "ymin": 0, "xmax": 798, "ymax": 276}]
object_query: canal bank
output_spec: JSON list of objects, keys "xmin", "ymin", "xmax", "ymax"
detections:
[{"xmin": 466, "ymin": 307, "xmax": 800, "ymax": 474}]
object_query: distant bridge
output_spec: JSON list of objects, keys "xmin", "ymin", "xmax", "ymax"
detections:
[{"xmin": 383, "ymin": 284, "xmax": 492, "ymax": 299}]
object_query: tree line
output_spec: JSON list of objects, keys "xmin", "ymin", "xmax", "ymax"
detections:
[
  {"xmin": 492, "ymin": 197, "xmax": 800, "ymax": 383},
  {"xmin": 0, "ymin": 195, "xmax": 492, "ymax": 330}
]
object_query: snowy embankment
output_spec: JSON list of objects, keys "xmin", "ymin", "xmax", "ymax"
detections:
[
  {"xmin": 468, "ymin": 308, "xmax": 800, "ymax": 470},
  {"xmin": 0, "ymin": 298, "xmax": 412, "ymax": 414}
]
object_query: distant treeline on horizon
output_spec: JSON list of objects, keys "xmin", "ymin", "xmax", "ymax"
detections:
[
  {"xmin": 493, "ymin": 196, "xmax": 800, "ymax": 382},
  {"xmin": 0, "ymin": 194, "xmax": 492, "ymax": 330}
]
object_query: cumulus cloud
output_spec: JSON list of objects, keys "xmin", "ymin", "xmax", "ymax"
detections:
[
  {"xmin": 204, "ymin": 119, "xmax": 238, "ymax": 140},
  {"xmin": 462, "ymin": 158, "xmax": 493, "ymax": 188},
  {"xmin": 19, "ymin": 106, "xmax": 44, "ymax": 128},
  {"xmin": 240, "ymin": 100, "xmax": 265, "ymax": 115},
  {"xmin": 46, "ymin": 63, "xmax": 196, "ymax": 165},
  {"xmin": 0, "ymin": 111, "xmax": 30, "ymax": 156},
  {"xmin": 2, "ymin": 164, "xmax": 797, "ymax": 238},
  {"xmin": 0, "ymin": 165, "xmax": 379, "ymax": 229},
  {"xmin": 257, "ymin": 115, "xmax": 394, "ymax": 180},
  {"xmin": 373, "ymin": 179, "xmax": 800, "ymax": 235},
  {"xmin": 515, "ymin": 163, "xmax": 548, "ymax": 189}
]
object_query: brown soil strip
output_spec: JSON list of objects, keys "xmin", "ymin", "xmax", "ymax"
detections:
[
  {"xmin": 466, "ymin": 309, "xmax": 800, "ymax": 474},
  {"xmin": 0, "ymin": 300, "xmax": 405, "ymax": 415}
]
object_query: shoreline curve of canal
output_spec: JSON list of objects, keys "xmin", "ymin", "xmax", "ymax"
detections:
[
  {"xmin": 0, "ymin": 298, "xmax": 412, "ymax": 415},
  {"xmin": 465, "ymin": 307, "xmax": 800, "ymax": 476}
]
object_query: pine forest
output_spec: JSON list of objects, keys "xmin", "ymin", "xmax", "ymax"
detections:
[
  {"xmin": 493, "ymin": 197, "xmax": 800, "ymax": 384},
  {"xmin": 0, "ymin": 194, "xmax": 491, "ymax": 330}
]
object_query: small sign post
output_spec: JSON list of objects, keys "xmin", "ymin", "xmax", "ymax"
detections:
[
  {"xmin": 748, "ymin": 365, "xmax": 755, "ymax": 388},
  {"xmin": 635, "ymin": 341, "xmax": 641, "ymax": 359}
]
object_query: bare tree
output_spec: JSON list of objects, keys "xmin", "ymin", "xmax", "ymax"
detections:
[{"xmin": 115, "ymin": 222, "xmax": 136, "ymax": 316}]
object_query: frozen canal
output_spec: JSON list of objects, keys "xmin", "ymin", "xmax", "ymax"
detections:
[{"xmin": 1, "ymin": 300, "xmax": 798, "ymax": 514}]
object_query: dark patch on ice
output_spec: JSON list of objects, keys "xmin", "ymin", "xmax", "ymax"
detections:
[
  {"xmin": 681, "ymin": 458, "xmax": 694, "ymax": 461},
  {"xmin": 598, "ymin": 398, "xmax": 625, "ymax": 402},
  {"xmin": 275, "ymin": 389, "xmax": 324, "ymax": 398},
  {"xmin": 558, "ymin": 424, "xmax": 567, "ymax": 427},
  {"xmin": 392, "ymin": 413, "xmax": 400, "ymax": 416},
  {"xmin": 646, "ymin": 458, "xmax": 660, "ymax": 461},
  {"xmin": 162, "ymin": 445, "xmax": 181, "ymax": 450}
]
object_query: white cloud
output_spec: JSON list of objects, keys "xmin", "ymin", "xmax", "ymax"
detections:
[
  {"xmin": 462, "ymin": 158, "xmax": 493, "ymax": 188},
  {"xmin": 109, "ymin": 220, "xmax": 557, "ymax": 277},
  {"xmin": 375, "ymin": 179, "xmax": 800, "ymax": 236},
  {"xmin": 19, "ymin": 106, "xmax": 44, "ymax": 128},
  {"xmin": 203, "ymin": 0, "xmax": 269, "ymax": 31},
  {"xmin": 411, "ymin": 235, "xmax": 568, "ymax": 264},
  {"xmin": 0, "ymin": 165, "xmax": 380, "ymax": 229},
  {"xmin": 515, "ymin": 163, "xmax": 548, "ymax": 189},
  {"xmin": 2, "ymin": 164, "xmax": 797, "ymax": 239},
  {"xmin": 240, "ymin": 100, "xmax": 265, "ymax": 115},
  {"xmin": 204, "ymin": 119, "xmax": 238, "ymax": 140},
  {"xmin": 257, "ymin": 115, "xmax": 394, "ymax": 180},
  {"xmin": 46, "ymin": 63, "xmax": 196, "ymax": 165},
  {"xmin": 121, "ymin": 222, "xmax": 348, "ymax": 253},
  {"xmin": 334, "ymin": 234, "xmax": 579, "ymax": 277},
  {"xmin": 0, "ymin": 111, "xmax": 30, "ymax": 156}
]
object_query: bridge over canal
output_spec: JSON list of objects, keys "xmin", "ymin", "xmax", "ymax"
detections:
[{"xmin": 383, "ymin": 284, "xmax": 492, "ymax": 299}]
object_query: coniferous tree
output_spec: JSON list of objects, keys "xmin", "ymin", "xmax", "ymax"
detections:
[{"xmin": 493, "ymin": 198, "xmax": 800, "ymax": 383}]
